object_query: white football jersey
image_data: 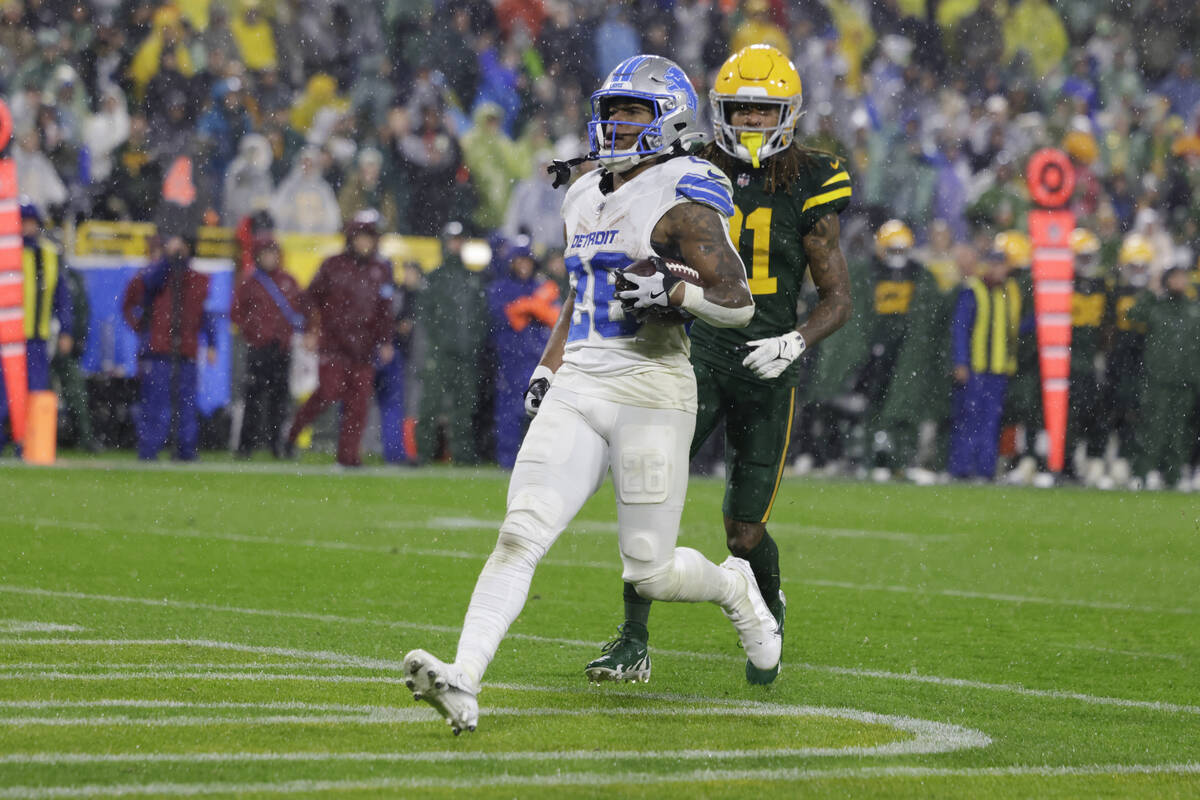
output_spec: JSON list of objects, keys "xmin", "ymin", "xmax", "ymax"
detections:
[{"xmin": 556, "ymin": 156, "xmax": 736, "ymax": 412}]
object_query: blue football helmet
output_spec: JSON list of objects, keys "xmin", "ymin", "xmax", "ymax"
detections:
[{"xmin": 588, "ymin": 55, "xmax": 700, "ymax": 173}]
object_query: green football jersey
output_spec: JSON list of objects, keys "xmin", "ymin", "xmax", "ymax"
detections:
[{"xmin": 689, "ymin": 149, "xmax": 851, "ymax": 386}]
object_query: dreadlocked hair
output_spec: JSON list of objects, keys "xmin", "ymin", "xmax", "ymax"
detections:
[{"xmin": 697, "ymin": 141, "xmax": 835, "ymax": 195}]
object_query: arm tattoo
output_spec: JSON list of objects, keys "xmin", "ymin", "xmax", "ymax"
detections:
[
  {"xmin": 653, "ymin": 202, "xmax": 752, "ymax": 308},
  {"xmin": 798, "ymin": 213, "xmax": 852, "ymax": 346}
]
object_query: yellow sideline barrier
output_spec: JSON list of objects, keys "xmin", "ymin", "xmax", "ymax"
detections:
[{"xmin": 74, "ymin": 222, "xmax": 457, "ymax": 286}]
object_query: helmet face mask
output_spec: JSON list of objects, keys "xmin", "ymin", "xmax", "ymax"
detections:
[
  {"xmin": 710, "ymin": 45, "xmax": 803, "ymax": 168},
  {"xmin": 588, "ymin": 55, "xmax": 699, "ymax": 173},
  {"xmin": 875, "ymin": 219, "xmax": 913, "ymax": 267}
]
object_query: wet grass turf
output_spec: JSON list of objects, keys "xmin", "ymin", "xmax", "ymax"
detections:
[{"xmin": 0, "ymin": 461, "xmax": 1196, "ymax": 797}]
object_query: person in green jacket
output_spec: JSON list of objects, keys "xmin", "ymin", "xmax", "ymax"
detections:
[
  {"xmin": 1064, "ymin": 228, "xmax": 1111, "ymax": 485},
  {"xmin": 1103, "ymin": 234, "xmax": 1153, "ymax": 486},
  {"xmin": 1126, "ymin": 266, "xmax": 1200, "ymax": 490},
  {"xmin": 415, "ymin": 221, "xmax": 490, "ymax": 465},
  {"xmin": 50, "ymin": 265, "xmax": 102, "ymax": 452}
]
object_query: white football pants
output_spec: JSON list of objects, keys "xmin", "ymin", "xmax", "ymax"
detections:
[{"xmin": 453, "ymin": 386, "xmax": 737, "ymax": 686}]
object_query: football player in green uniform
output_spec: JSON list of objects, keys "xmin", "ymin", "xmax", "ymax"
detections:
[{"xmin": 585, "ymin": 44, "xmax": 853, "ymax": 686}]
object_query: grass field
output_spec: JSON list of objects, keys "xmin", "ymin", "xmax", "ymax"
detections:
[{"xmin": 0, "ymin": 458, "xmax": 1197, "ymax": 798}]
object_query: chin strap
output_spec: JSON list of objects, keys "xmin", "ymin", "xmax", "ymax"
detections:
[
  {"xmin": 546, "ymin": 153, "xmax": 598, "ymax": 188},
  {"xmin": 546, "ymin": 139, "xmax": 698, "ymax": 189}
]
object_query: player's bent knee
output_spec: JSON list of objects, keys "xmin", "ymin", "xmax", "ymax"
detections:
[
  {"xmin": 493, "ymin": 489, "xmax": 563, "ymax": 567},
  {"xmin": 629, "ymin": 567, "xmax": 681, "ymax": 602}
]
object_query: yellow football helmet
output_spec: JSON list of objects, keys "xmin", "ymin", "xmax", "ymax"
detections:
[
  {"xmin": 1118, "ymin": 233, "xmax": 1154, "ymax": 266},
  {"xmin": 994, "ymin": 230, "xmax": 1032, "ymax": 268},
  {"xmin": 1069, "ymin": 228, "xmax": 1100, "ymax": 255},
  {"xmin": 875, "ymin": 220, "xmax": 913, "ymax": 266},
  {"xmin": 710, "ymin": 44, "xmax": 803, "ymax": 168},
  {"xmin": 1071, "ymin": 228, "xmax": 1102, "ymax": 277}
]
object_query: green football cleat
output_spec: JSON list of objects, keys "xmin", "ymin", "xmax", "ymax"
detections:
[
  {"xmin": 746, "ymin": 589, "xmax": 786, "ymax": 685},
  {"xmin": 585, "ymin": 624, "xmax": 651, "ymax": 684}
]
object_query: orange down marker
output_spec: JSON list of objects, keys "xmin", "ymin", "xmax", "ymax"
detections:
[
  {"xmin": 0, "ymin": 100, "xmax": 27, "ymax": 444},
  {"xmin": 1026, "ymin": 149, "xmax": 1076, "ymax": 473}
]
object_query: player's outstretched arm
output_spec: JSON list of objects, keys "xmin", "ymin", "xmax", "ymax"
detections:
[
  {"xmin": 797, "ymin": 212, "xmax": 852, "ymax": 346},
  {"xmin": 651, "ymin": 202, "xmax": 754, "ymax": 327}
]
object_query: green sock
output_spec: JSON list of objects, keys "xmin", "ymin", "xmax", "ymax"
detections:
[
  {"xmin": 744, "ymin": 531, "xmax": 781, "ymax": 602},
  {"xmin": 622, "ymin": 581, "xmax": 650, "ymax": 642}
]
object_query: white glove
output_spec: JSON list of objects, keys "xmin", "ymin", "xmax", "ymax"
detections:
[
  {"xmin": 523, "ymin": 364, "xmax": 554, "ymax": 418},
  {"xmin": 615, "ymin": 266, "xmax": 678, "ymax": 311},
  {"xmin": 741, "ymin": 331, "xmax": 807, "ymax": 380}
]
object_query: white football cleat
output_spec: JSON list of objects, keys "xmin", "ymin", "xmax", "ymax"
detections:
[
  {"xmin": 403, "ymin": 649, "xmax": 479, "ymax": 735},
  {"xmin": 719, "ymin": 556, "xmax": 782, "ymax": 673}
]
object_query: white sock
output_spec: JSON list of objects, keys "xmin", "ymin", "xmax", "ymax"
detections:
[
  {"xmin": 634, "ymin": 546, "xmax": 738, "ymax": 606},
  {"xmin": 453, "ymin": 532, "xmax": 543, "ymax": 687}
]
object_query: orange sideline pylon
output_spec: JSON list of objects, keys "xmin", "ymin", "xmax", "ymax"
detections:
[
  {"xmin": 1026, "ymin": 149, "xmax": 1077, "ymax": 473},
  {"xmin": 0, "ymin": 99, "xmax": 26, "ymax": 444}
]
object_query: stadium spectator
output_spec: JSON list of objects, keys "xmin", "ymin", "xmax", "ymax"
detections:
[
  {"xmin": 1126, "ymin": 266, "xmax": 1200, "ymax": 490},
  {"xmin": 949, "ymin": 245, "xmax": 1022, "ymax": 481},
  {"xmin": 337, "ymin": 148, "xmax": 397, "ymax": 233},
  {"xmin": 486, "ymin": 245, "xmax": 559, "ymax": 468},
  {"xmin": 231, "ymin": 0, "xmax": 278, "ymax": 73},
  {"xmin": 392, "ymin": 103, "xmax": 469, "ymax": 236},
  {"xmin": 461, "ymin": 102, "xmax": 534, "ymax": 232},
  {"xmin": 232, "ymin": 235, "xmax": 308, "ymax": 459},
  {"xmin": 283, "ymin": 210, "xmax": 394, "ymax": 467},
  {"xmin": 121, "ymin": 205, "xmax": 216, "ymax": 462},
  {"xmin": 82, "ymin": 86, "xmax": 132, "ymax": 184},
  {"xmin": 13, "ymin": 129, "xmax": 66, "ymax": 220},
  {"xmin": 375, "ymin": 261, "xmax": 421, "ymax": 466},
  {"xmin": 415, "ymin": 222, "xmax": 488, "ymax": 465},
  {"xmin": 102, "ymin": 113, "xmax": 162, "ymax": 222},
  {"xmin": 196, "ymin": 78, "xmax": 253, "ymax": 207},
  {"xmin": 223, "ymin": 133, "xmax": 275, "ymax": 227},
  {"xmin": 270, "ymin": 145, "xmax": 340, "ymax": 234}
]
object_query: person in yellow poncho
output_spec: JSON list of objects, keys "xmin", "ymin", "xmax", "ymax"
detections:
[
  {"xmin": 289, "ymin": 73, "xmax": 348, "ymax": 135},
  {"xmin": 1001, "ymin": 0, "xmax": 1068, "ymax": 79},
  {"xmin": 232, "ymin": 0, "xmax": 278, "ymax": 72},
  {"xmin": 730, "ymin": 0, "xmax": 790, "ymax": 57},
  {"xmin": 128, "ymin": 5, "xmax": 195, "ymax": 102}
]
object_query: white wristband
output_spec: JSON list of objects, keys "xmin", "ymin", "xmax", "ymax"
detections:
[
  {"xmin": 679, "ymin": 282, "xmax": 755, "ymax": 328},
  {"xmin": 529, "ymin": 364, "xmax": 555, "ymax": 386}
]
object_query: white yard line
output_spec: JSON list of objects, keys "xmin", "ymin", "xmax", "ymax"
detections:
[
  {"xmin": 1054, "ymin": 643, "xmax": 1188, "ymax": 664},
  {"xmin": 17, "ymin": 519, "xmax": 1191, "ymax": 615},
  {"xmin": 800, "ymin": 579, "xmax": 1196, "ymax": 616},
  {"xmin": 0, "ymin": 763, "xmax": 1196, "ymax": 798},
  {"xmin": 0, "ymin": 625, "xmax": 1196, "ymax": 716},
  {"xmin": 423, "ymin": 516, "xmax": 954, "ymax": 543},
  {"xmin": 20, "ymin": 518, "xmax": 612, "ymax": 570},
  {"xmin": 0, "ymin": 621, "xmax": 85, "ymax": 633}
]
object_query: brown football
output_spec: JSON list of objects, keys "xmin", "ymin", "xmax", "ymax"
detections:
[{"xmin": 615, "ymin": 257, "xmax": 703, "ymax": 323}]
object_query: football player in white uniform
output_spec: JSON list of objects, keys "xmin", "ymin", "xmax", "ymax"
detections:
[{"xmin": 403, "ymin": 55, "xmax": 781, "ymax": 735}]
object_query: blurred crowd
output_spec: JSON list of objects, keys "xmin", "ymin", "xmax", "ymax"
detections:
[{"xmin": 2, "ymin": 0, "xmax": 1200, "ymax": 488}]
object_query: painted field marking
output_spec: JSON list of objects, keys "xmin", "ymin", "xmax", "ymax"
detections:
[
  {"xmin": 0, "ymin": 763, "xmax": 1197, "ymax": 798},
  {"xmin": 20, "ymin": 518, "xmax": 612, "ymax": 571},
  {"xmin": 0, "ymin": 621, "xmax": 85, "ymax": 633},
  {"xmin": 0, "ymin": 628, "xmax": 1196, "ymax": 716},
  {"xmin": 17, "ymin": 518, "xmax": 1191, "ymax": 616},
  {"xmin": 1056, "ymin": 643, "xmax": 1188, "ymax": 664},
  {"xmin": 423, "ymin": 516, "xmax": 954, "ymax": 543},
  {"xmin": 801, "ymin": 579, "xmax": 1196, "ymax": 616},
  {"xmin": 0, "ymin": 702, "xmax": 990, "ymax": 758}
]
